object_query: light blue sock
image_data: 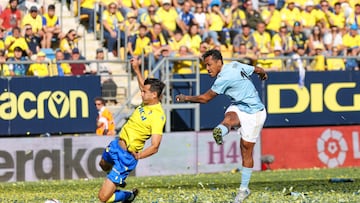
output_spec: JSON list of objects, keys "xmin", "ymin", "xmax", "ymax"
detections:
[
  {"xmin": 216, "ymin": 124, "xmax": 229, "ymax": 136},
  {"xmin": 240, "ymin": 167, "xmax": 252, "ymax": 189}
]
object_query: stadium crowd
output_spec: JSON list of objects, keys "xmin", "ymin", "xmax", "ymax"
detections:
[{"xmin": 1, "ymin": 0, "xmax": 360, "ymax": 78}]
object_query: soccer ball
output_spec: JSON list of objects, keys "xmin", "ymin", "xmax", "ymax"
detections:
[{"xmin": 44, "ymin": 199, "xmax": 60, "ymax": 203}]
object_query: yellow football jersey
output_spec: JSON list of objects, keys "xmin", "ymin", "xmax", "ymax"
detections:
[{"xmin": 120, "ymin": 103, "xmax": 166, "ymax": 152}]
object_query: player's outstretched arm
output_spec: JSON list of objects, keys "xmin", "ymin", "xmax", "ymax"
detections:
[
  {"xmin": 176, "ymin": 89, "xmax": 218, "ymax": 104},
  {"xmin": 132, "ymin": 134, "xmax": 162, "ymax": 160},
  {"xmin": 254, "ymin": 66, "xmax": 268, "ymax": 81},
  {"xmin": 130, "ymin": 57, "xmax": 145, "ymax": 90}
]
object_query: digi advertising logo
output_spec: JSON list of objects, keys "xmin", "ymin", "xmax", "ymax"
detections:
[{"xmin": 317, "ymin": 129, "xmax": 348, "ymax": 168}]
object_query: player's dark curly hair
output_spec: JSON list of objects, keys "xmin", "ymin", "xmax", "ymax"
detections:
[
  {"xmin": 202, "ymin": 49, "xmax": 223, "ymax": 64},
  {"xmin": 144, "ymin": 78, "xmax": 165, "ymax": 99}
]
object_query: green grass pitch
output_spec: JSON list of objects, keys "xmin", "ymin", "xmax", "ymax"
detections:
[{"xmin": 0, "ymin": 167, "xmax": 359, "ymax": 202}]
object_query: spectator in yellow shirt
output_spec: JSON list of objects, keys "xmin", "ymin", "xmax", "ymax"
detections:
[
  {"xmin": 136, "ymin": 0, "xmax": 158, "ymax": 17},
  {"xmin": 5, "ymin": 27, "xmax": 32, "ymax": 58},
  {"xmin": 261, "ymin": 0, "xmax": 281, "ymax": 36},
  {"xmin": 326, "ymin": 46, "xmax": 345, "ymax": 70},
  {"xmin": 280, "ymin": 0, "xmax": 301, "ymax": 28},
  {"xmin": 184, "ymin": 24, "xmax": 202, "ymax": 56},
  {"xmin": 203, "ymin": 1, "xmax": 227, "ymax": 46},
  {"xmin": 22, "ymin": 6, "xmax": 44, "ymax": 38},
  {"xmin": 252, "ymin": 22, "xmax": 271, "ymax": 54},
  {"xmin": 310, "ymin": 44, "xmax": 327, "ymax": 71},
  {"xmin": 256, "ymin": 47, "xmax": 272, "ymax": 70},
  {"xmin": 329, "ymin": 2, "xmax": 346, "ymax": 29},
  {"xmin": 27, "ymin": 51, "xmax": 49, "ymax": 76},
  {"xmin": 267, "ymin": 45, "xmax": 284, "ymax": 71},
  {"xmin": 271, "ymin": 25, "xmax": 294, "ymax": 56},
  {"xmin": 127, "ymin": 25, "xmax": 151, "ymax": 58},
  {"xmin": 156, "ymin": 0, "xmax": 181, "ymax": 37},
  {"xmin": 42, "ymin": 4, "xmax": 62, "ymax": 48},
  {"xmin": 102, "ymin": 2, "xmax": 125, "ymax": 57},
  {"xmin": 224, "ymin": 0, "xmax": 246, "ymax": 41},
  {"xmin": 60, "ymin": 29, "xmax": 80, "ymax": 59},
  {"xmin": 343, "ymin": 24, "xmax": 360, "ymax": 52},
  {"xmin": 169, "ymin": 30, "xmax": 188, "ymax": 55},
  {"xmin": 0, "ymin": 28, "xmax": 5, "ymax": 50},
  {"xmin": 54, "ymin": 49, "xmax": 72, "ymax": 76},
  {"xmin": 0, "ymin": 50, "xmax": 10, "ymax": 76},
  {"xmin": 140, "ymin": 5, "xmax": 161, "ymax": 29},
  {"xmin": 124, "ymin": 11, "xmax": 140, "ymax": 39},
  {"xmin": 316, "ymin": 0, "xmax": 332, "ymax": 31},
  {"xmin": 300, "ymin": 1, "xmax": 317, "ymax": 37},
  {"xmin": 173, "ymin": 45, "xmax": 194, "ymax": 74}
]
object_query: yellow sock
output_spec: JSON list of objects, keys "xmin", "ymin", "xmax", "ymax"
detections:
[{"xmin": 106, "ymin": 194, "xmax": 115, "ymax": 203}]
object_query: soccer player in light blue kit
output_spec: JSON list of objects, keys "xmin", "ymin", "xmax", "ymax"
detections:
[{"xmin": 176, "ymin": 49, "xmax": 267, "ymax": 202}]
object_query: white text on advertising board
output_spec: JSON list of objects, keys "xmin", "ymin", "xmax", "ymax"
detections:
[
  {"xmin": 267, "ymin": 82, "xmax": 360, "ymax": 113},
  {"xmin": 0, "ymin": 90, "xmax": 89, "ymax": 120}
]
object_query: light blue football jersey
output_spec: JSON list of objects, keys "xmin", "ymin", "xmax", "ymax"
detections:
[{"xmin": 211, "ymin": 61, "xmax": 265, "ymax": 114}]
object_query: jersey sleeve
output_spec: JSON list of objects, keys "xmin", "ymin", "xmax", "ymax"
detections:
[
  {"xmin": 241, "ymin": 63, "xmax": 255, "ymax": 76},
  {"xmin": 150, "ymin": 112, "xmax": 166, "ymax": 135}
]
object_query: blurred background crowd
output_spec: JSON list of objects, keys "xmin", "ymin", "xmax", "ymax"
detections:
[{"xmin": 1, "ymin": 0, "xmax": 360, "ymax": 78}]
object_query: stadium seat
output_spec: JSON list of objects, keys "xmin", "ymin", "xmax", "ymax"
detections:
[{"xmin": 41, "ymin": 48, "xmax": 55, "ymax": 60}]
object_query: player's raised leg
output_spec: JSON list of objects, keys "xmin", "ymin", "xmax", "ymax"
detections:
[{"xmin": 213, "ymin": 110, "xmax": 240, "ymax": 145}]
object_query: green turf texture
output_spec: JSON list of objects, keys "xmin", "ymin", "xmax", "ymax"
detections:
[{"xmin": 0, "ymin": 167, "xmax": 359, "ymax": 202}]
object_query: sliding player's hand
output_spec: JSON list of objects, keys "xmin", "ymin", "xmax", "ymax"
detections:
[
  {"xmin": 130, "ymin": 57, "xmax": 141, "ymax": 72},
  {"xmin": 176, "ymin": 94, "xmax": 186, "ymax": 103}
]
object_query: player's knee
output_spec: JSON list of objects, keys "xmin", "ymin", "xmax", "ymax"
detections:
[{"xmin": 98, "ymin": 190, "xmax": 108, "ymax": 202}]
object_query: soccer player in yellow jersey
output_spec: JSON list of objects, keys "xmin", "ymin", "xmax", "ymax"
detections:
[{"xmin": 98, "ymin": 57, "xmax": 166, "ymax": 203}]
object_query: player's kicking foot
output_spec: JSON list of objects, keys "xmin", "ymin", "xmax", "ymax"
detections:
[
  {"xmin": 213, "ymin": 127, "xmax": 223, "ymax": 145},
  {"xmin": 123, "ymin": 188, "xmax": 139, "ymax": 203},
  {"xmin": 234, "ymin": 187, "xmax": 251, "ymax": 203}
]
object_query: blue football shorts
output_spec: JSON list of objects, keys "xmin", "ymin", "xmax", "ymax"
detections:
[{"xmin": 101, "ymin": 138, "xmax": 138, "ymax": 185}]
